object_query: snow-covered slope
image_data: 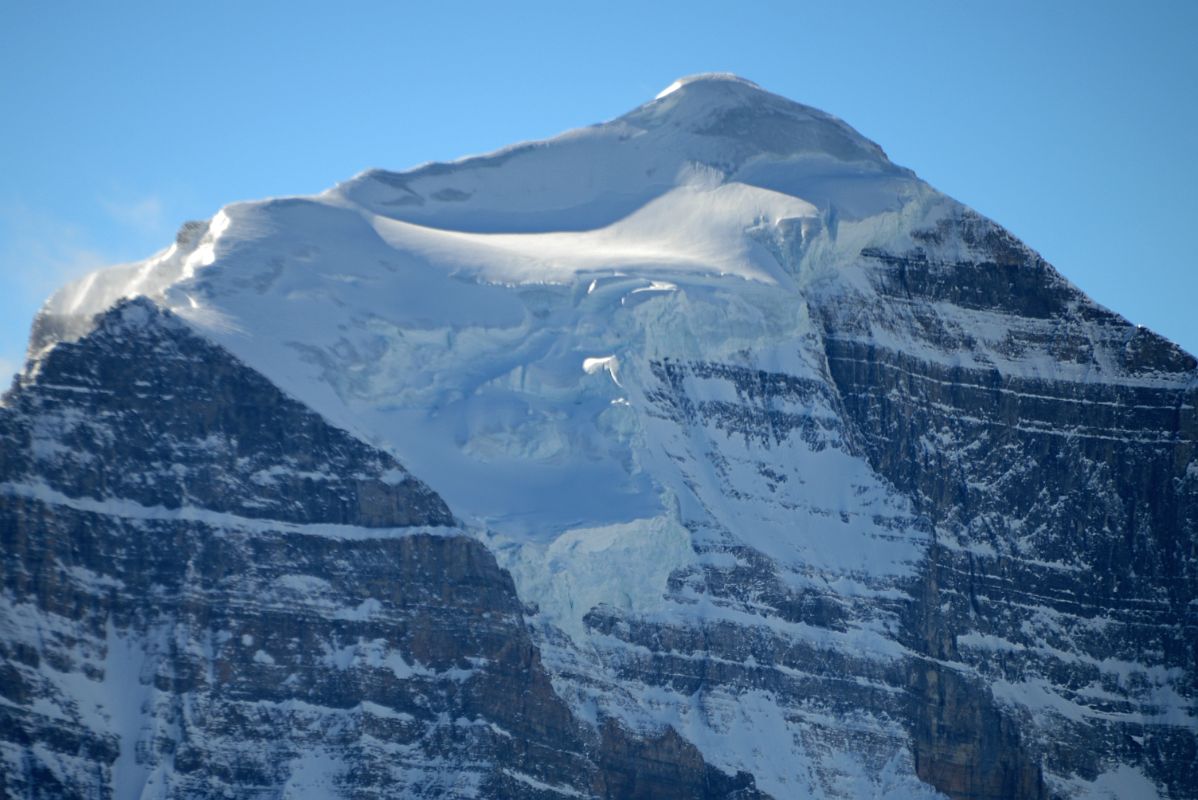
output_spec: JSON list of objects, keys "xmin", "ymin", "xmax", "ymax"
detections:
[
  {"xmin": 32, "ymin": 74, "xmax": 934, "ymax": 537},
  {"xmin": 9, "ymin": 74, "xmax": 1198, "ymax": 799}
]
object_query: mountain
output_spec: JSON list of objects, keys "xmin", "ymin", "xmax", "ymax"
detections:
[{"xmin": 2, "ymin": 73, "xmax": 1195, "ymax": 799}]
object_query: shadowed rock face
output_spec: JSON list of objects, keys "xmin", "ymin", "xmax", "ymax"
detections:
[
  {"xmin": 1, "ymin": 298, "xmax": 455, "ymax": 529},
  {"xmin": 821, "ymin": 216, "xmax": 1197, "ymax": 799},
  {"xmin": 0, "ymin": 301, "xmax": 763, "ymax": 799}
]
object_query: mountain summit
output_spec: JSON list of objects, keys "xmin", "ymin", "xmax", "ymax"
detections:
[
  {"xmin": 335, "ymin": 71, "xmax": 899, "ymax": 234},
  {"xmin": 4, "ymin": 78, "xmax": 1196, "ymax": 799}
]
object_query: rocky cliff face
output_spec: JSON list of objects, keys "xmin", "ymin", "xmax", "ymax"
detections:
[
  {"xmin": 1, "ymin": 74, "xmax": 1194, "ymax": 798},
  {"xmin": 823, "ymin": 215, "xmax": 1197, "ymax": 798}
]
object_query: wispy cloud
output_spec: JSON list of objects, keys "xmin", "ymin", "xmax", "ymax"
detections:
[
  {"xmin": 0, "ymin": 194, "xmax": 174, "ymax": 374},
  {"xmin": 0, "ymin": 354, "xmax": 18, "ymax": 384},
  {"xmin": 101, "ymin": 194, "xmax": 166, "ymax": 235},
  {"xmin": 0, "ymin": 202, "xmax": 121, "ymax": 375},
  {"xmin": 0, "ymin": 203, "xmax": 113, "ymax": 305}
]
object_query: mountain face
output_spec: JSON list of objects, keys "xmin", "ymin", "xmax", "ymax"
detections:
[{"xmin": 2, "ymin": 73, "xmax": 1194, "ymax": 799}]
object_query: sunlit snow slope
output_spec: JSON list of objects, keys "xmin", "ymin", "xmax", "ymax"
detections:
[
  {"xmin": 34, "ymin": 74, "xmax": 923, "ymax": 538},
  {"xmin": 15, "ymin": 74, "xmax": 1198, "ymax": 799}
]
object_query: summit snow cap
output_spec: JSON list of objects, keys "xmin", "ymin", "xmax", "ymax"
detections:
[
  {"xmin": 32, "ymin": 75, "xmax": 929, "ymax": 362},
  {"xmin": 654, "ymin": 72, "xmax": 765, "ymax": 99},
  {"xmin": 332, "ymin": 73, "xmax": 907, "ymax": 237},
  {"xmin": 628, "ymin": 72, "xmax": 891, "ymax": 165}
]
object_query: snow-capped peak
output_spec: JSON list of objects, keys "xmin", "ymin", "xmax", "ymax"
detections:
[
  {"xmin": 28, "ymin": 76, "xmax": 931, "ymax": 390},
  {"xmin": 629, "ymin": 72, "xmax": 892, "ymax": 165},
  {"xmin": 653, "ymin": 72, "xmax": 763, "ymax": 99},
  {"xmin": 319, "ymin": 73, "xmax": 908, "ymax": 245},
  {"xmin": 8, "ymin": 73, "xmax": 1194, "ymax": 800}
]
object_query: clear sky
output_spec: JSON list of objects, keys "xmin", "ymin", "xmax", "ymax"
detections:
[{"xmin": 2, "ymin": 1, "xmax": 1195, "ymax": 379}]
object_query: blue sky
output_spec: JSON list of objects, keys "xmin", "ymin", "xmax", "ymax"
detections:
[{"xmin": 2, "ymin": 1, "xmax": 1196, "ymax": 378}]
